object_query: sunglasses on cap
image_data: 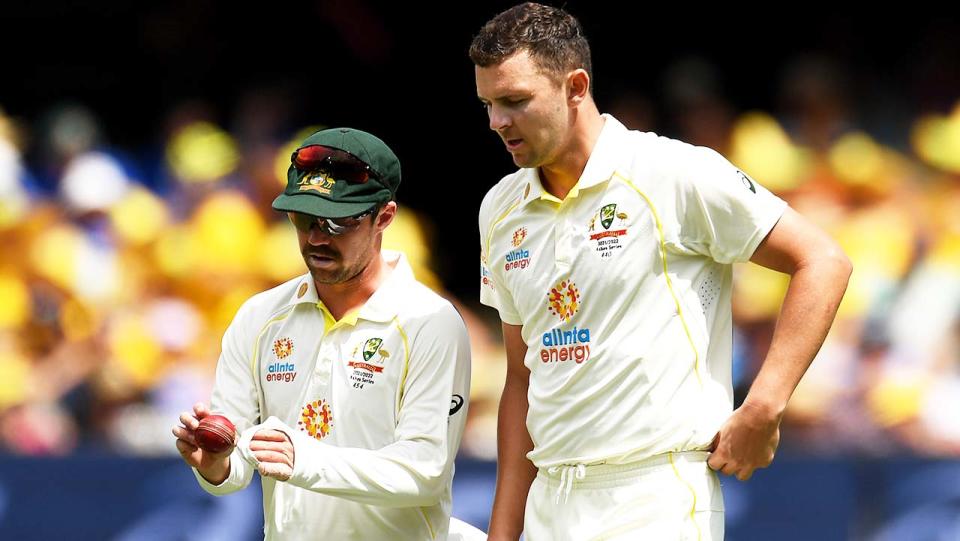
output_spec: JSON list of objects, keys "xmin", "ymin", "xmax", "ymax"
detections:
[
  {"xmin": 291, "ymin": 145, "xmax": 380, "ymax": 184},
  {"xmin": 287, "ymin": 207, "xmax": 379, "ymax": 236}
]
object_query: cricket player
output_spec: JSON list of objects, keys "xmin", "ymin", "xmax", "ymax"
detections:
[
  {"xmin": 173, "ymin": 128, "xmax": 479, "ymax": 540},
  {"xmin": 471, "ymin": 3, "xmax": 852, "ymax": 539}
]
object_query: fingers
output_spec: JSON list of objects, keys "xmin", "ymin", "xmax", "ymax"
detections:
[
  {"xmin": 250, "ymin": 437, "xmax": 294, "ymax": 466},
  {"xmin": 257, "ymin": 461, "xmax": 292, "ymax": 481},
  {"xmin": 172, "ymin": 424, "xmax": 197, "ymax": 446},
  {"xmin": 193, "ymin": 402, "xmax": 210, "ymax": 419},
  {"xmin": 175, "ymin": 437, "xmax": 198, "ymax": 455},
  {"xmin": 249, "ymin": 430, "xmax": 295, "ymax": 481},
  {"xmin": 178, "ymin": 410, "xmax": 200, "ymax": 431},
  {"xmin": 251, "ymin": 429, "xmax": 291, "ymax": 443}
]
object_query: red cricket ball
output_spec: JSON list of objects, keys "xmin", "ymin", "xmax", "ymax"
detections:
[{"xmin": 195, "ymin": 414, "xmax": 237, "ymax": 454}]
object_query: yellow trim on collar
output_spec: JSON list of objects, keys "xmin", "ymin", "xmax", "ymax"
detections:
[{"xmin": 316, "ymin": 301, "xmax": 360, "ymax": 334}]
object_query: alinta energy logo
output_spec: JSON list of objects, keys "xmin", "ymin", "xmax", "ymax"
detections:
[
  {"xmin": 541, "ymin": 280, "xmax": 592, "ymax": 364},
  {"xmin": 298, "ymin": 399, "xmax": 333, "ymax": 440},
  {"xmin": 505, "ymin": 226, "xmax": 531, "ymax": 272},
  {"xmin": 588, "ymin": 202, "xmax": 629, "ymax": 258},
  {"xmin": 512, "ymin": 227, "xmax": 527, "ymax": 247},
  {"xmin": 266, "ymin": 337, "xmax": 297, "ymax": 382}
]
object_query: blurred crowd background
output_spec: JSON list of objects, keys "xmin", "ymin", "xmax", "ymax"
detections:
[{"xmin": 1, "ymin": 2, "xmax": 958, "ymax": 467}]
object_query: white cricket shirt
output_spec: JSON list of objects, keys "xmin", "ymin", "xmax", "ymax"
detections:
[
  {"xmin": 479, "ymin": 115, "xmax": 786, "ymax": 468},
  {"xmin": 195, "ymin": 251, "xmax": 471, "ymax": 540}
]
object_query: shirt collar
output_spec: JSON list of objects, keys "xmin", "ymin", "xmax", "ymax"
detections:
[
  {"xmin": 286, "ymin": 250, "xmax": 414, "ymax": 325},
  {"xmin": 518, "ymin": 114, "xmax": 630, "ymax": 207}
]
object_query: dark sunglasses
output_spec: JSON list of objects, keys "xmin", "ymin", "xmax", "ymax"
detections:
[
  {"xmin": 287, "ymin": 207, "xmax": 379, "ymax": 236},
  {"xmin": 291, "ymin": 145, "xmax": 379, "ymax": 184}
]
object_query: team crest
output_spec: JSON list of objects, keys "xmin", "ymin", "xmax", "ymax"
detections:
[
  {"xmin": 272, "ymin": 337, "xmax": 294, "ymax": 359},
  {"xmin": 600, "ymin": 203, "xmax": 616, "ymax": 229},
  {"xmin": 297, "ymin": 171, "xmax": 336, "ymax": 194},
  {"xmin": 298, "ymin": 399, "xmax": 333, "ymax": 440},
  {"xmin": 547, "ymin": 280, "xmax": 581, "ymax": 323},
  {"xmin": 512, "ymin": 227, "xmax": 528, "ymax": 247},
  {"xmin": 362, "ymin": 338, "xmax": 383, "ymax": 362}
]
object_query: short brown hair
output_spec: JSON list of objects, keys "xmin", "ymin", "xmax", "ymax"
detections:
[{"xmin": 469, "ymin": 2, "xmax": 593, "ymax": 88}]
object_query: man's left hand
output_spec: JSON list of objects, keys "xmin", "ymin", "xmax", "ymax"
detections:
[
  {"xmin": 250, "ymin": 429, "xmax": 295, "ymax": 481},
  {"xmin": 707, "ymin": 400, "xmax": 781, "ymax": 481}
]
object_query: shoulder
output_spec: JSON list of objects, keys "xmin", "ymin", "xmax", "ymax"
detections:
[
  {"xmin": 479, "ymin": 169, "xmax": 528, "ymax": 231},
  {"xmin": 617, "ymin": 131, "xmax": 732, "ymax": 192},
  {"xmin": 394, "ymin": 281, "xmax": 468, "ymax": 339},
  {"xmin": 232, "ymin": 274, "xmax": 310, "ymax": 328}
]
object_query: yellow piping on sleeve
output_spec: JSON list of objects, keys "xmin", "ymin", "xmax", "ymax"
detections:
[
  {"xmin": 250, "ymin": 308, "xmax": 295, "ymax": 375},
  {"xmin": 393, "ymin": 316, "xmax": 411, "ymax": 414},
  {"xmin": 617, "ymin": 171, "xmax": 702, "ymax": 386},
  {"xmin": 419, "ymin": 508, "xmax": 436, "ymax": 539},
  {"xmin": 483, "ymin": 198, "xmax": 522, "ymax": 263},
  {"xmin": 669, "ymin": 452, "xmax": 702, "ymax": 541}
]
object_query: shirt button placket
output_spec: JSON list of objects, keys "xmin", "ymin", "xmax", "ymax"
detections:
[
  {"xmin": 314, "ymin": 332, "xmax": 334, "ymax": 386},
  {"xmin": 555, "ymin": 204, "xmax": 573, "ymax": 270}
]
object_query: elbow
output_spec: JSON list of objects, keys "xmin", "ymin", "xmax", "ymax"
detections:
[
  {"xmin": 413, "ymin": 466, "xmax": 449, "ymax": 506},
  {"xmin": 829, "ymin": 246, "xmax": 853, "ymax": 286},
  {"xmin": 818, "ymin": 246, "xmax": 853, "ymax": 306},
  {"xmin": 391, "ymin": 472, "xmax": 447, "ymax": 508}
]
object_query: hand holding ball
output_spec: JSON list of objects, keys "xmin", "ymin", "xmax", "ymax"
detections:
[{"xmin": 195, "ymin": 414, "xmax": 237, "ymax": 454}]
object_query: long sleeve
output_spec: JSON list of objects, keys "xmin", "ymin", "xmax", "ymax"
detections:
[
  {"xmin": 283, "ymin": 306, "xmax": 471, "ymax": 507},
  {"xmin": 194, "ymin": 300, "xmax": 262, "ymax": 496}
]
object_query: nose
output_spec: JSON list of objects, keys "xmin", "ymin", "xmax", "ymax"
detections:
[
  {"xmin": 488, "ymin": 105, "xmax": 510, "ymax": 133},
  {"xmin": 306, "ymin": 222, "xmax": 333, "ymax": 245}
]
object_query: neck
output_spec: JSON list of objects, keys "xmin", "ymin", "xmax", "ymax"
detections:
[
  {"xmin": 315, "ymin": 248, "xmax": 388, "ymax": 321},
  {"xmin": 540, "ymin": 103, "xmax": 605, "ymax": 200}
]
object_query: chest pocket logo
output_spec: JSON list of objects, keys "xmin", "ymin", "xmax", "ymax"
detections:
[
  {"xmin": 363, "ymin": 338, "xmax": 385, "ymax": 361},
  {"xmin": 589, "ymin": 202, "xmax": 630, "ymax": 258},
  {"xmin": 349, "ymin": 337, "xmax": 391, "ymax": 389}
]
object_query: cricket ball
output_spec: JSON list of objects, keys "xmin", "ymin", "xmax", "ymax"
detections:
[{"xmin": 195, "ymin": 414, "xmax": 237, "ymax": 454}]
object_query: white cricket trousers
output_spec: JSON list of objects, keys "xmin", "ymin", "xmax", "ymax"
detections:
[{"xmin": 524, "ymin": 451, "xmax": 724, "ymax": 541}]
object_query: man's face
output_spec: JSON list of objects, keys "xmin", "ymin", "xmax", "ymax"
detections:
[
  {"xmin": 476, "ymin": 50, "xmax": 571, "ymax": 169},
  {"xmin": 293, "ymin": 205, "xmax": 390, "ymax": 285}
]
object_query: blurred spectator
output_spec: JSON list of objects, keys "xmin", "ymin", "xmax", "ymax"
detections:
[{"xmin": 0, "ymin": 91, "xmax": 958, "ymax": 462}]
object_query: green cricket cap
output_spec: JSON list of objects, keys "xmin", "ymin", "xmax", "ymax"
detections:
[{"xmin": 272, "ymin": 127, "xmax": 401, "ymax": 219}]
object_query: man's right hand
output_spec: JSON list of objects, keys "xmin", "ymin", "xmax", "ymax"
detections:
[{"xmin": 172, "ymin": 402, "xmax": 232, "ymax": 485}]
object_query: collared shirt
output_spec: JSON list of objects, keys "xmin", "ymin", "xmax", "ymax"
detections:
[
  {"xmin": 195, "ymin": 251, "xmax": 471, "ymax": 540},
  {"xmin": 479, "ymin": 115, "xmax": 787, "ymax": 468}
]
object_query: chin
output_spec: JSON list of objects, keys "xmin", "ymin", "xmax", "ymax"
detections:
[{"xmin": 511, "ymin": 154, "xmax": 537, "ymax": 168}]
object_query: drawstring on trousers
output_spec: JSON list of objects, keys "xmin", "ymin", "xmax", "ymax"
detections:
[{"xmin": 546, "ymin": 463, "xmax": 586, "ymax": 504}]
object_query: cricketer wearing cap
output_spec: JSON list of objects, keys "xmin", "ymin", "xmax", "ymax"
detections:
[
  {"xmin": 173, "ymin": 128, "xmax": 476, "ymax": 540},
  {"xmin": 472, "ymin": 4, "xmax": 852, "ymax": 540}
]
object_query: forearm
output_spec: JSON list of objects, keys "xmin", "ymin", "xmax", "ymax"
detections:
[
  {"xmin": 488, "ymin": 376, "xmax": 537, "ymax": 540},
  {"xmin": 285, "ymin": 431, "xmax": 449, "ymax": 507},
  {"xmin": 195, "ymin": 450, "xmax": 255, "ymax": 496},
  {"xmin": 746, "ymin": 250, "xmax": 852, "ymax": 412}
]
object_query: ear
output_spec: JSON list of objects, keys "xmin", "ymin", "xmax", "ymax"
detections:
[
  {"xmin": 375, "ymin": 201, "xmax": 398, "ymax": 232},
  {"xmin": 567, "ymin": 69, "xmax": 590, "ymax": 106}
]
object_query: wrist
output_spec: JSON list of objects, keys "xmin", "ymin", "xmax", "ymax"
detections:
[
  {"xmin": 741, "ymin": 394, "xmax": 787, "ymax": 422},
  {"xmin": 198, "ymin": 457, "xmax": 231, "ymax": 485}
]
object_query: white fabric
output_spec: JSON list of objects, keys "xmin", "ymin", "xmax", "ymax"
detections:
[
  {"xmin": 478, "ymin": 115, "xmax": 787, "ymax": 468},
  {"xmin": 193, "ymin": 251, "xmax": 472, "ymax": 540},
  {"xmin": 524, "ymin": 452, "xmax": 723, "ymax": 540},
  {"xmin": 447, "ymin": 517, "xmax": 488, "ymax": 541}
]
